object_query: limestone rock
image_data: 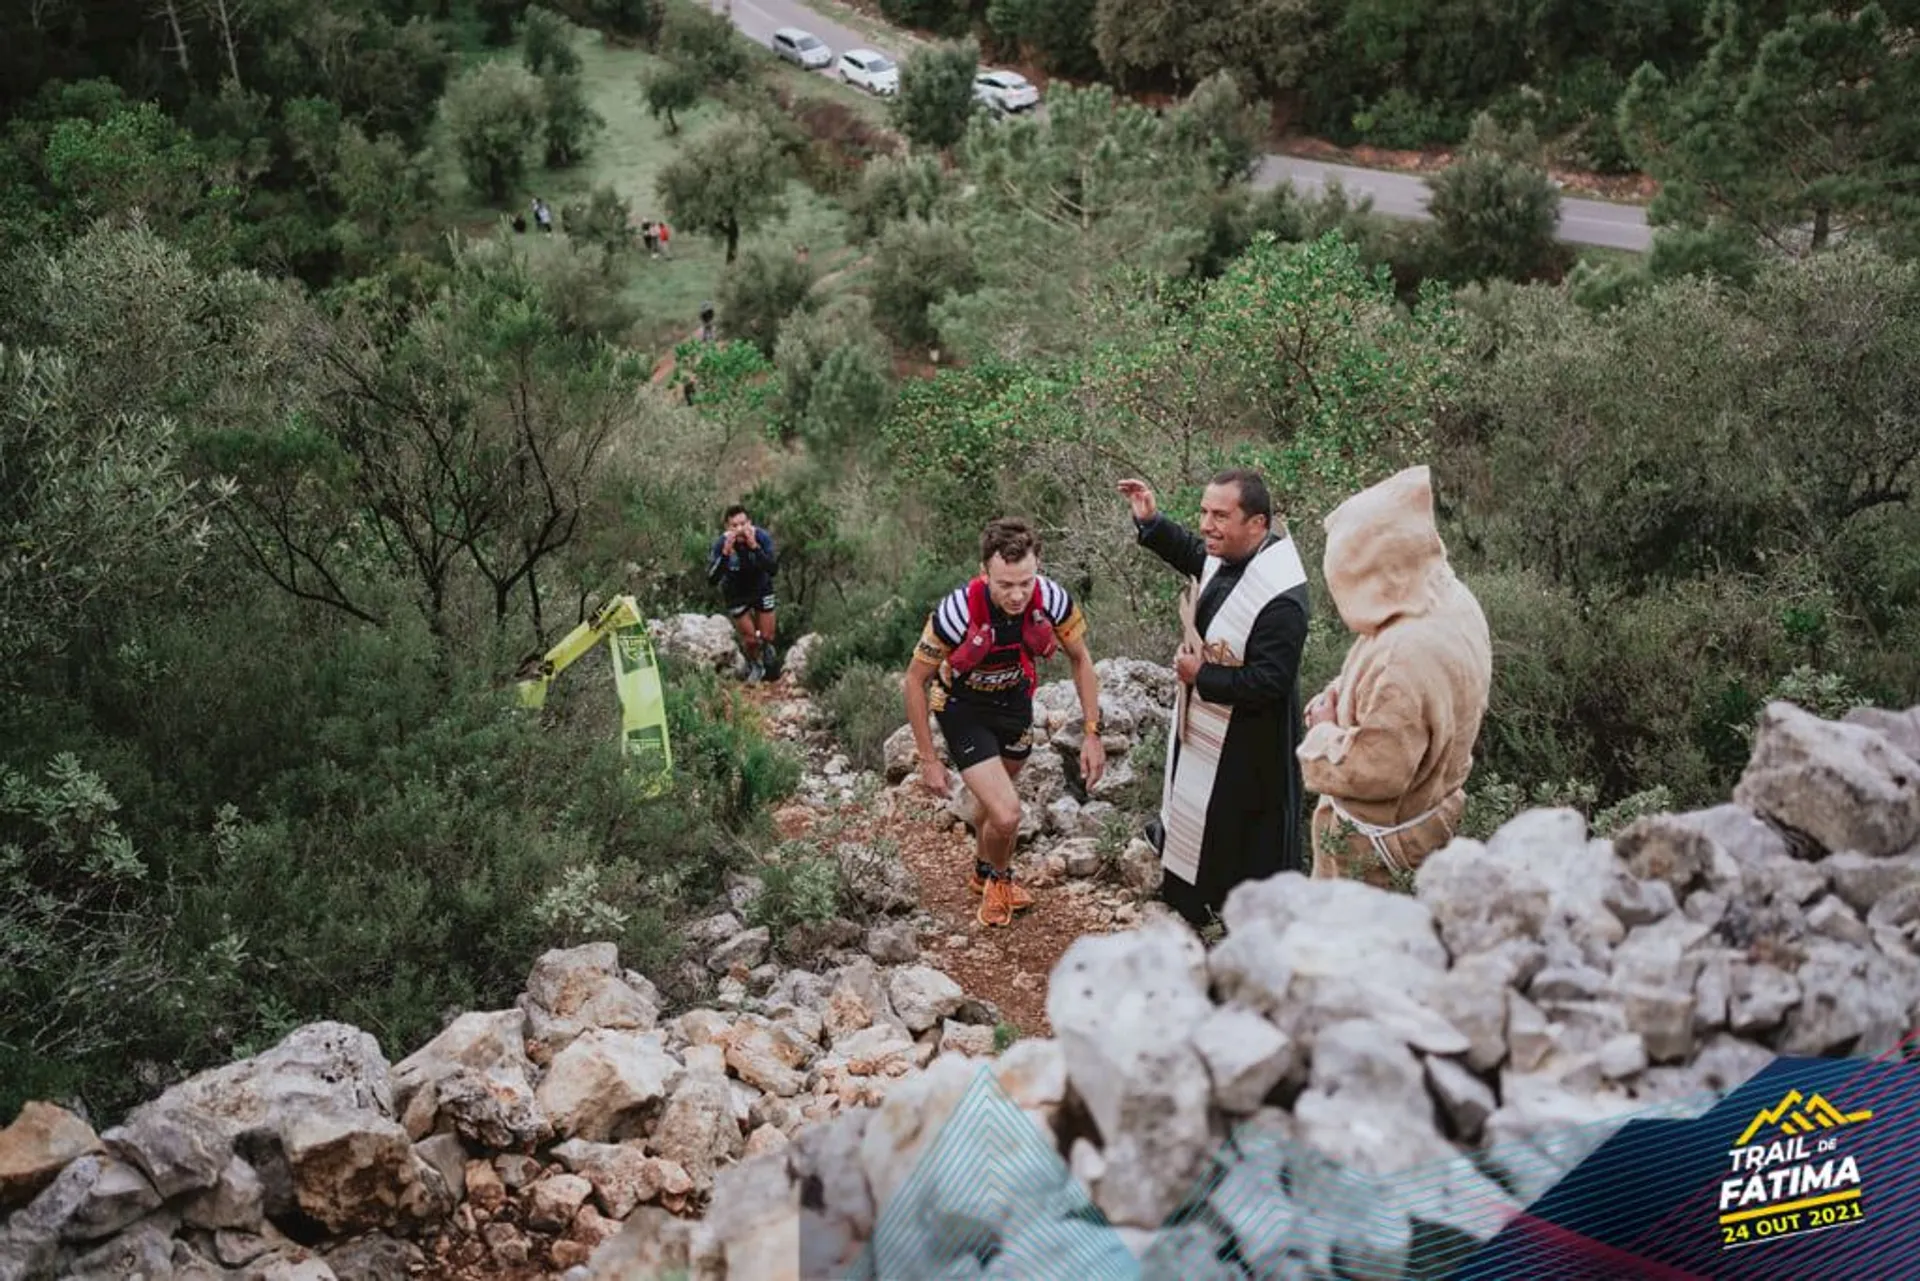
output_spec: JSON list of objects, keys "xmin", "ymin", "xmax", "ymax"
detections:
[
  {"xmin": 939, "ymin": 1020, "xmax": 998, "ymax": 1057},
  {"xmin": 518, "ymin": 943, "xmax": 658, "ymax": 1064},
  {"xmin": 888, "ymin": 966, "xmax": 966, "ymax": 1034},
  {"xmin": 526, "ymin": 1172, "xmax": 593, "ymax": 1233},
  {"xmin": 836, "ymin": 841, "xmax": 922, "ymax": 915},
  {"xmin": 535, "ymin": 1030, "xmax": 682, "ymax": 1142},
  {"xmin": 1823, "ymin": 848, "xmax": 1920, "ymax": 915},
  {"xmin": 782, "ymin": 632, "xmax": 822, "ymax": 683},
  {"xmin": 390, "ymin": 1009, "xmax": 547, "ymax": 1149},
  {"xmin": 863, "ymin": 920, "xmax": 920, "ymax": 965},
  {"xmin": 1415, "ymin": 840, "xmax": 1553, "ymax": 957},
  {"xmin": 100, "ymin": 1022, "xmax": 444, "ymax": 1238},
  {"xmin": 708, "ymin": 926, "xmax": 771, "ymax": 974},
  {"xmin": 725, "ymin": 1018, "xmax": 813, "ymax": 1097},
  {"xmin": 1734, "ymin": 700, "xmax": 1920, "ymax": 856},
  {"xmin": 1483, "ymin": 809, "xmax": 1626, "ymax": 962},
  {"xmin": 282, "ymin": 1109, "xmax": 451, "ymax": 1234},
  {"xmin": 0, "ymin": 1102, "xmax": 103, "ymax": 1210},
  {"xmin": 1777, "ymin": 940, "xmax": 1916, "ymax": 1056},
  {"xmin": 648, "ymin": 613, "xmax": 739, "ymax": 671},
  {"xmin": 1191, "ymin": 1005, "xmax": 1294, "ymax": 1114},
  {"xmin": 649, "ymin": 1074, "xmax": 744, "ymax": 1190},
  {"xmin": 1425, "ymin": 1055, "xmax": 1496, "ymax": 1142},
  {"xmin": 1047, "ymin": 919, "xmax": 1218, "ymax": 1227}
]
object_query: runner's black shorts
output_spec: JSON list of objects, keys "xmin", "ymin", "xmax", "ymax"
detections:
[
  {"xmin": 935, "ymin": 696, "xmax": 1034, "ymax": 770},
  {"xmin": 725, "ymin": 592, "xmax": 776, "ymax": 618}
]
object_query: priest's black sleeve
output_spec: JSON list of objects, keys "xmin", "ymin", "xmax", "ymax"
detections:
[
  {"xmin": 1136, "ymin": 513, "xmax": 1208, "ymax": 579},
  {"xmin": 1193, "ymin": 594, "xmax": 1308, "ymax": 709}
]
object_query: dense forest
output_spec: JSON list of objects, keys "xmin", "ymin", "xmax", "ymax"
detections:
[{"xmin": 4, "ymin": 0, "xmax": 1917, "ymax": 1120}]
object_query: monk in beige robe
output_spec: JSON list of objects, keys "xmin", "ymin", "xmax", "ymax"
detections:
[{"xmin": 1296, "ymin": 466, "xmax": 1492, "ymax": 887}]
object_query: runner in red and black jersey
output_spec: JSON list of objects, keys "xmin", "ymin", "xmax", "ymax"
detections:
[{"xmin": 903, "ymin": 519, "xmax": 1107, "ymax": 926}]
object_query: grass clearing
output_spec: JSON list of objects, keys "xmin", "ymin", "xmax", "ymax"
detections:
[
  {"xmin": 1575, "ymin": 244, "xmax": 1647, "ymax": 269},
  {"xmin": 430, "ymin": 22, "xmax": 858, "ymax": 356},
  {"xmin": 763, "ymin": 57, "xmax": 895, "ymax": 130}
]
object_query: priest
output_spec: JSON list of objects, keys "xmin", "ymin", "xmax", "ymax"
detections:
[{"xmin": 1117, "ymin": 470, "xmax": 1312, "ymax": 928}]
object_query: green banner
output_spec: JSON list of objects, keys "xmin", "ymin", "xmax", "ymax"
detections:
[
  {"xmin": 514, "ymin": 595, "xmax": 673, "ymax": 795},
  {"xmin": 607, "ymin": 613, "xmax": 672, "ymax": 796}
]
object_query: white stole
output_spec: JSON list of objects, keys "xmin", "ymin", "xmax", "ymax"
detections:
[{"xmin": 1160, "ymin": 536, "xmax": 1308, "ymax": 885}]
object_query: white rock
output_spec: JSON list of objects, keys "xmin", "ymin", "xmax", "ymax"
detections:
[
  {"xmin": 1047, "ymin": 919, "xmax": 1216, "ymax": 1227},
  {"xmin": 535, "ymin": 1030, "xmax": 682, "ymax": 1142},
  {"xmin": 1191, "ymin": 1006, "xmax": 1294, "ymax": 1114},
  {"xmin": 1734, "ymin": 701, "xmax": 1920, "ymax": 856},
  {"xmin": 888, "ymin": 966, "xmax": 966, "ymax": 1034},
  {"xmin": 1415, "ymin": 841, "xmax": 1553, "ymax": 957}
]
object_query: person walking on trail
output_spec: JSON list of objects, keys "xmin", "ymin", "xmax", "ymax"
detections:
[
  {"xmin": 1298, "ymin": 465, "xmax": 1491, "ymax": 888},
  {"xmin": 656, "ymin": 220, "xmax": 672, "ymax": 259},
  {"xmin": 903, "ymin": 518, "xmax": 1107, "ymax": 927},
  {"xmin": 1118, "ymin": 470, "xmax": 1311, "ymax": 929},
  {"xmin": 707, "ymin": 504, "xmax": 781, "ymax": 682}
]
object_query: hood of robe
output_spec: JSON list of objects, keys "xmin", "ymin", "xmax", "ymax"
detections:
[{"xmin": 1321, "ymin": 465, "xmax": 1455, "ymax": 635}]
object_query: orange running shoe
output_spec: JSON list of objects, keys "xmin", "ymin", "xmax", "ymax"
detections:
[
  {"xmin": 978, "ymin": 875, "xmax": 1017, "ymax": 927},
  {"xmin": 968, "ymin": 866, "xmax": 1033, "ymax": 910}
]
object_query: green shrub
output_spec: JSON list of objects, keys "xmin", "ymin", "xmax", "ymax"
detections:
[
  {"xmin": 0, "ymin": 756, "xmax": 245, "ymax": 1118},
  {"xmin": 799, "ymin": 557, "xmax": 970, "ymax": 694},
  {"xmin": 819, "ymin": 662, "xmax": 904, "ymax": 773},
  {"xmin": 0, "ymin": 590, "xmax": 801, "ymax": 1119},
  {"xmin": 746, "ymin": 848, "xmax": 845, "ymax": 950}
]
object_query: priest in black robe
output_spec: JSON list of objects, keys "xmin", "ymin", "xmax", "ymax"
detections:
[{"xmin": 1118, "ymin": 470, "xmax": 1312, "ymax": 928}]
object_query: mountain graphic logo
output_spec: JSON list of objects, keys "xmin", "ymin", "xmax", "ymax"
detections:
[{"xmin": 1733, "ymin": 1090, "xmax": 1873, "ymax": 1147}]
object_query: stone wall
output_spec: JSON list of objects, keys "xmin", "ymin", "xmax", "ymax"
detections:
[
  {"xmin": 587, "ymin": 700, "xmax": 1920, "ymax": 1279},
  {"xmin": 0, "ymin": 936, "xmax": 1006, "ymax": 1279}
]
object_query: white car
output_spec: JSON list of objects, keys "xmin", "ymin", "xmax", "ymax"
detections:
[
  {"xmin": 837, "ymin": 49, "xmax": 899, "ymax": 96},
  {"xmin": 974, "ymin": 69, "xmax": 1039, "ymax": 114},
  {"xmin": 772, "ymin": 27, "xmax": 832, "ymax": 71}
]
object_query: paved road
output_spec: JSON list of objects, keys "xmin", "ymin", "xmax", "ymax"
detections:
[
  {"xmin": 1252, "ymin": 155, "xmax": 1650, "ymax": 252},
  {"xmin": 719, "ymin": 0, "xmax": 1653, "ymax": 252}
]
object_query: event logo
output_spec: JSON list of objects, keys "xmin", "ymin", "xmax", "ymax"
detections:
[
  {"xmin": 1718, "ymin": 1088, "xmax": 1872, "ymax": 1250},
  {"xmin": 613, "ymin": 631, "xmax": 653, "ymax": 668}
]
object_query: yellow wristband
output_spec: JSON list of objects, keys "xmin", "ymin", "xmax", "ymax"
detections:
[{"xmin": 1083, "ymin": 719, "xmax": 1101, "ymax": 736}]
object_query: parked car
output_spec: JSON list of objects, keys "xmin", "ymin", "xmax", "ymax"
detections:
[
  {"xmin": 837, "ymin": 49, "xmax": 899, "ymax": 96},
  {"xmin": 772, "ymin": 27, "xmax": 833, "ymax": 70},
  {"xmin": 974, "ymin": 69, "xmax": 1039, "ymax": 114}
]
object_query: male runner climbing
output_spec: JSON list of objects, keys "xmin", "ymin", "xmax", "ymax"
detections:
[
  {"xmin": 902, "ymin": 518, "xmax": 1107, "ymax": 926},
  {"xmin": 707, "ymin": 504, "xmax": 780, "ymax": 681}
]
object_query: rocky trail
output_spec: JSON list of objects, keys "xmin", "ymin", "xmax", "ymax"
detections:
[{"xmin": 740, "ymin": 657, "xmax": 1161, "ymax": 1042}]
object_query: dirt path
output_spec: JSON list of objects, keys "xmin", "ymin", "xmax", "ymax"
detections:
[{"xmin": 746, "ymin": 674, "xmax": 1125, "ymax": 1039}]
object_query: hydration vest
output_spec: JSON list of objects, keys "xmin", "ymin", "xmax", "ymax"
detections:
[{"xmin": 943, "ymin": 577, "xmax": 1057, "ymax": 694}]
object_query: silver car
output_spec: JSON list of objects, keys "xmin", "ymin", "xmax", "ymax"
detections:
[
  {"xmin": 974, "ymin": 69, "xmax": 1040, "ymax": 114},
  {"xmin": 838, "ymin": 49, "xmax": 900, "ymax": 96},
  {"xmin": 772, "ymin": 27, "xmax": 833, "ymax": 71}
]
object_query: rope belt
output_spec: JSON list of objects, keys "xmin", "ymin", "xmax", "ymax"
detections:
[{"xmin": 1325, "ymin": 796, "xmax": 1450, "ymax": 874}]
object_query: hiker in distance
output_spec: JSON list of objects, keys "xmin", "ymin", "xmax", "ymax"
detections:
[
  {"xmin": 707, "ymin": 504, "xmax": 781, "ymax": 682},
  {"xmin": 902, "ymin": 518, "xmax": 1107, "ymax": 927},
  {"xmin": 1299, "ymin": 465, "xmax": 1491, "ymax": 887},
  {"xmin": 1119, "ymin": 470, "xmax": 1311, "ymax": 929}
]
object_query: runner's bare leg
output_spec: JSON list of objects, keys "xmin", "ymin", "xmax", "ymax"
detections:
[{"xmin": 961, "ymin": 756, "xmax": 1024, "ymax": 873}]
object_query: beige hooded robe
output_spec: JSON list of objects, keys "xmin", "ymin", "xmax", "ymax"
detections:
[{"xmin": 1296, "ymin": 466, "xmax": 1492, "ymax": 886}]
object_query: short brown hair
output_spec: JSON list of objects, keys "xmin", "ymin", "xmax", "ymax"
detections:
[
  {"xmin": 980, "ymin": 517, "xmax": 1039, "ymax": 567},
  {"xmin": 1209, "ymin": 468, "xmax": 1273, "ymax": 523}
]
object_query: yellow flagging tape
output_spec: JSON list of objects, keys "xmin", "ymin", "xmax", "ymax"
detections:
[{"xmin": 515, "ymin": 596, "xmax": 673, "ymax": 796}]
